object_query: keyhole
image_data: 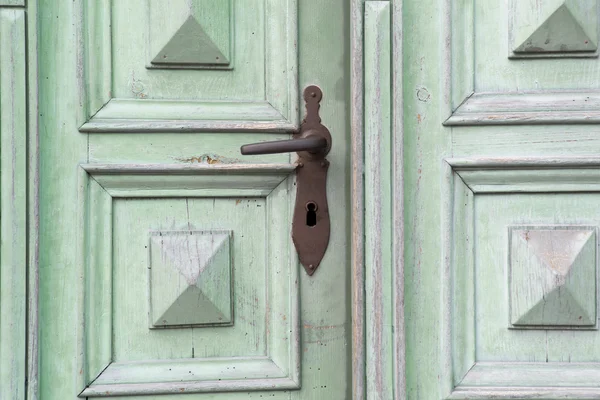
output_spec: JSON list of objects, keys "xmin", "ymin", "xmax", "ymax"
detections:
[{"xmin": 306, "ymin": 202, "xmax": 317, "ymax": 227}]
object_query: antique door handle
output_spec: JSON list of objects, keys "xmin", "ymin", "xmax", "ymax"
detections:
[
  {"xmin": 240, "ymin": 85, "xmax": 331, "ymax": 276},
  {"xmin": 241, "ymin": 136, "xmax": 328, "ymax": 155}
]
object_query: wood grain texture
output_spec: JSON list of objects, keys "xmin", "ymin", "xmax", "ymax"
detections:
[
  {"xmin": 446, "ymin": 0, "xmax": 600, "ymax": 125},
  {"xmin": 39, "ymin": 0, "xmax": 352, "ymax": 398},
  {"xmin": 446, "ymin": 91, "xmax": 600, "ymax": 126},
  {"xmin": 0, "ymin": 0, "xmax": 25, "ymax": 6},
  {"xmin": 79, "ymin": 100, "xmax": 297, "ymax": 133},
  {"xmin": 407, "ymin": 0, "xmax": 600, "ymax": 396},
  {"xmin": 147, "ymin": 0, "xmax": 233, "ymax": 69},
  {"xmin": 350, "ymin": 0, "xmax": 366, "ymax": 398},
  {"xmin": 80, "ymin": 0, "xmax": 298, "ymax": 133},
  {"xmin": 390, "ymin": 0, "xmax": 406, "ymax": 397},
  {"xmin": 148, "ymin": 230, "xmax": 234, "ymax": 328},
  {"xmin": 364, "ymin": 3, "xmax": 393, "ymax": 399},
  {"xmin": 404, "ymin": 0, "xmax": 454, "ymax": 395},
  {"xmin": 82, "ymin": 175, "xmax": 113, "ymax": 386},
  {"xmin": 81, "ymin": 163, "xmax": 295, "ymax": 197},
  {"xmin": 0, "ymin": 9, "xmax": 27, "ymax": 400},
  {"xmin": 449, "ymin": 0, "xmax": 474, "ymax": 111},
  {"xmin": 442, "ymin": 158, "xmax": 600, "ymax": 398},
  {"xmin": 449, "ymin": 362, "xmax": 600, "ymax": 398},
  {"xmin": 509, "ymin": 0, "xmax": 598, "ymax": 58},
  {"xmin": 77, "ymin": 166, "xmax": 300, "ymax": 396},
  {"xmin": 509, "ymin": 226, "xmax": 597, "ymax": 328},
  {"xmin": 449, "ymin": 157, "xmax": 600, "ymax": 192},
  {"xmin": 26, "ymin": 0, "xmax": 39, "ymax": 398},
  {"xmin": 81, "ymin": 358, "xmax": 298, "ymax": 397}
]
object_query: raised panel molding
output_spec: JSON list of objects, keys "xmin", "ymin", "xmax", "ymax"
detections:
[
  {"xmin": 0, "ymin": 0, "xmax": 24, "ymax": 5},
  {"xmin": 509, "ymin": 226, "xmax": 597, "ymax": 328},
  {"xmin": 148, "ymin": 0, "xmax": 233, "ymax": 69},
  {"xmin": 510, "ymin": 0, "xmax": 598, "ymax": 58},
  {"xmin": 0, "ymin": 8, "xmax": 26, "ymax": 399},
  {"xmin": 442, "ymin": 157, "xmax": 600, "ymax": 399},
  {"xmin": 445, "ymin": 92, "xmax": 600, "ymax": 126},
  {"xmin": 78, "ymin": 0, "xmax": 298, "ymax": 133},
  {"xmin": 76, "ymin": 164, "xmax": 300, "ymax": 396},
  {"xmin": 359, "ymin": 1, "xmax": 406, "ymax": 399},
  {"xmin": 149, "ymin": 230, "xmax": 233, "ymax": 328},
  {"xmin": 446, "ymin": 0, "xmax": 600, "ymax": 126}
]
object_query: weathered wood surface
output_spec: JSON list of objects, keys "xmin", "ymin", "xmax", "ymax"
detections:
[
  {"xmin": 364, "ymin": 2, "xmax": 394, "ymax": 399},
  {"xmin": 26, "ymin": 0, "xmax": 39, "ymax": 398},
  {"xmin": 358, "ymin": 1, "xmax": 406, "ymax": 398},
  {"xmin": 0, "ymin": 8, "xmax": 27, "ymax": 400},
  {"xmin": 390, "ymin": 0, "xmax": 406, "ymax": 397},
  {"xmin": 403, "ymin": 0, "xmax": 600, "ymax": 394},
  {"xmin": 79, "ymin": 0, "xmax": 298, "ymax": 133},
  {"xmin": 446, "ymin": 92, "xmax": 600, "ymax": 126},
  {"xmin": 0, "ymin": 0, "xmax": 25, "ymax": 6},
  {"xmin": 37, "ymin": 0, "xmax": 352, "ymax": 399},
  {"xmin": 350, "ymin": 0, "xmax": 366, "ymax": 398}
]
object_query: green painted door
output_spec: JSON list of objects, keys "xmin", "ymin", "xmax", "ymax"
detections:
[
  {"xmin": 35, "ymin": 0, "xmax": 351, "ymax": 398},
  {"xmin": 401, "ymin": 0, "xmax": 600, "ymax": 398}
]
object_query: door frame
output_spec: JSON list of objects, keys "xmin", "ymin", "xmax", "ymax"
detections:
[{"xmin": 350, "ymin": 0, "xmax": 406, "ymax": 399}]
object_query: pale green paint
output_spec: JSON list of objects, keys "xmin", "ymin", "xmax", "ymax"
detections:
[
  {"xmin": 478, "ymin": 0, "xmax": 600, "ymax": 89},
  {"xmin": 403, "ymin": 0, "xmax": 453, "ymax": 396},
  {"xmin": 26, "ymin": 0, "xmax": 40, "ymax": 397},
  {"xmin": 76, "ymin": 164, "xmax": 299, "ymax": 395},
  {"xmin": 0, "ymin": 8, "xmax": 26, "ymax": 400},
  {"xmin": 0, "ymin": 0, "xmax": 24, "ymax": 5},
  {"xmin": 364, "ymin": 2, "xmax": 394, "ymax": 399},
  {"xmin": 405, "ymin": 0, "xmax": 600, "ymax": 395},
  {"xmin": 81, "ymin": 0, "xmax": 297, "ymax": 132},
  {"xmin": 88, "ymin": 133, "xmax": 291, "ymax": 164},
  {"xmin": 511, "ymin": 0, "xmax": 598, "ymax": 57},
  {"xmin": 441, "ymin": 160, "xmax": 600, "ymax": 396},
  {"xmin": 514, "ymin": 4, "xmax": 597, "ymax": 53},
  {"xmin": 149, "ymin": 230, "xmax": 233, "ymax": 327},
  {"xmin": 38, "ymin": 0, "xmax": 351, "ymax": 399},
  {"xmin": 151, "ymin": 16, "xmax": 230, "ymax": 66},
  {"xmin": 148, "ymin": 0, "xmax": 232, "ymax": 69},
  {"xmin": 509, "ymin": 227, "xmax": 596, "ymax": 327}
]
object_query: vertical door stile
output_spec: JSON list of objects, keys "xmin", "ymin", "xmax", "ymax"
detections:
[
  {"xmin": 364, "ymin": 2, "xmax": 394, "ymax": 399},
  {"xmin": 0, "ymin": 6, "xmax": 27, "ymax": 400}
]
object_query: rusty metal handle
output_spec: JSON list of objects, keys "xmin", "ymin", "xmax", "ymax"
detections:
[
  {"xmin": 240, "ymin": 136, "xmax": 328, "ymax": 156},
  {"xmin": 239, "ymin": 85, "xmax": 332, "ymax": 276}
]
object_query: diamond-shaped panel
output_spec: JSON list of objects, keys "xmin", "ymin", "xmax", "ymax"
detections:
[
  {"xmin": 513, "ymin": 0, "xmax": 598, "ymax": 54},
  {"xmin": 509, "ymin": 227, "xmax": 597, "ymax": 327},
  {"xmin": 149, "ymin": 230, "xmax": 233, "ymax": 328},
  {"xmin": 151, "ymin": 15, "xmax": 229, "ymax": 66}
]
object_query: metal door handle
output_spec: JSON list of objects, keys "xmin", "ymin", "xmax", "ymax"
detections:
[
  {"xmin": 240, "ymin": 136, "xmax": 328, "ymax": 156},
  {"xmin": 240, "ymin": 85, "xmax": 331, "ymax": 276}
]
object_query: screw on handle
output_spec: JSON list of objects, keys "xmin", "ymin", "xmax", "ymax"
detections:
[{"xmin": 240, "ymin": 136, "xmax": 328, "ymax": 156}]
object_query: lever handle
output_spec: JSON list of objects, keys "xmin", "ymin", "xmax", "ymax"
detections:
[
  {"xmin": 240, "ymin": 85, "xmax": 331, "ymax": 276},
  {"xmin": 240, "ymin": 136, "xmax": 328, "ymax": 156}
]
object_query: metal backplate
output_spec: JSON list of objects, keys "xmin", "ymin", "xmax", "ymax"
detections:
[{"xmin": 291, "ymin": 86, "xmax": 331, "ymax": 275}]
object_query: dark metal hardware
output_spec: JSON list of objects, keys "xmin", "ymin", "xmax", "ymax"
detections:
[
  {"xmin": 241, "ymin": 137, "xmax": 328, "ymax": 156},
  {"xmin": 240, "ymin": 85, "xmax": 331, "ymax": 276}
]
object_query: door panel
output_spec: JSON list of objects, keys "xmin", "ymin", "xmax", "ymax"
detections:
[
  {"xmin": 38, "ymin": 0, "xmax": 350, "ymax": 399},
  {"xmin": 0, "ymin": 8, "xmax": 26, "ymax": 400},
  {"xmin": 80, "ymin": 0, "xmax": 297, "ymax": 132},
  {"xmin": 78, "ymin": 165, "xmax": 299, "ymax": 396},
  {"xmin": 404, "ymin": 0, "xmax": 600, "ymax": 398}
]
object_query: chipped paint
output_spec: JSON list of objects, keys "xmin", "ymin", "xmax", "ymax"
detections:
[
  {"xmin": 416, "ymin": 87, "xmax": 431, "ymax": 102},
  {"xmin": 176, "ymin": 154, "xmax": 240, "ymax": 164}
]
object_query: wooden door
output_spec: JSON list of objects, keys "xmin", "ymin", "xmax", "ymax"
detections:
[
  {"xmin": 32, "ymin": 0, "xmax": 352, "ymax": 398},
  {"xmin": 363, "ymin": 0, "xmax": 600, "ymax": 397}
]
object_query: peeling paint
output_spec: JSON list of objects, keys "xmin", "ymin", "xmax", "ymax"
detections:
[{"xmin": 176, "ymin": 154, "xmax": 240, "ymax": 164}]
